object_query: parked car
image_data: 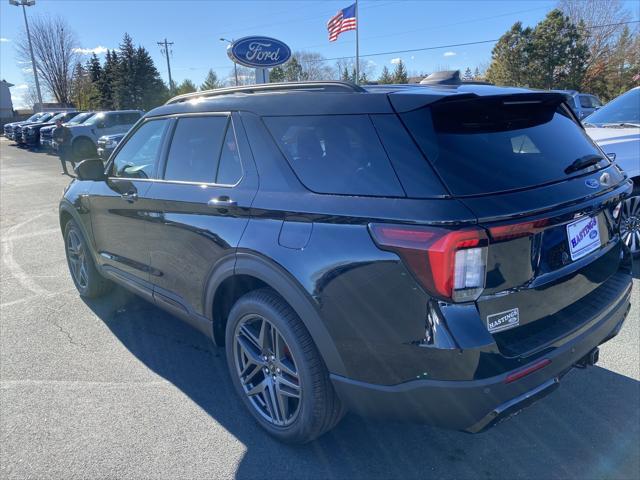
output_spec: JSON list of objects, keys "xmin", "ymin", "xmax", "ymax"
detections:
[
  {"xmin": 4, "ymin": 112, "xmax": 51, "ymax": 141},
  {"xmin": 21, "ymin": 111, "xmax": 81, "ymax": 149},
  {"xmin": 96, "ymin": 133, "xmax": 125, "ymax": 161},
  {"xmin": 553, "ymin": 90, "xmax": 603, "ymax": 120},
  {"xmin": 60, "ymin": 81, "xmax": 633, "ymax": 444},
  {"xmin": 13, "ymin": 113, "xmax": 63, "ymax": 147},
  {"xmin": 584, "ymin": 87, "xmax": 640, "ymax": 254},
  {"xmin": 64, "ymin": 110, "xmax": 143, "ymax": 159},
  {"xmin": 41, "ymin": 112, "xmax": 95, "ymax": 151}
]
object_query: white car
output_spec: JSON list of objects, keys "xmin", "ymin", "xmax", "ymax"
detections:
[
  {"xmin": 585, "ymin": 87, "xmax": 640, "ymax": 255},
  {"xmin": 66, "ymin": 110, "xmax": 143, "ymax": 159}
]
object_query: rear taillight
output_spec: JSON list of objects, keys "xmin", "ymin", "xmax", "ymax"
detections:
[
  {"xmin": 488, "ymin": 218, "xmax": 549, "ymax": 241},
  {"xmin": 369, "ymin": 224, "xmax": 488, "ymax": 302}
]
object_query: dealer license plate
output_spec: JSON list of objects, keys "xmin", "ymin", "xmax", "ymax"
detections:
[{"xmin": 566, "ymin": 215, "xmax": 601, "ymax": 261}]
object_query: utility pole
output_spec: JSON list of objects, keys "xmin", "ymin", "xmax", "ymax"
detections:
[
  {"xmin": 9, "ymin": 0, "xmax": 43, "ymax": 108},
  {"xmin": 157, "ymin": 38, "xmax": 174, "ymax": 92}
]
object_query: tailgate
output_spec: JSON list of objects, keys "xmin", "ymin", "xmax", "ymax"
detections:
[{"xmin": 465, "ymin": 169, "xmax": 632, "ymax": 357}]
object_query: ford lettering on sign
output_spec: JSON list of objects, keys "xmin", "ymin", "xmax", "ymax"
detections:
[{"xmin": 228, "ymin": 36, "xmax": 291, "ymax": 68}]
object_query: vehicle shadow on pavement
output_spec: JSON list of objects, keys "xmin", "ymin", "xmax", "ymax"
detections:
[{"xmin": 83, "ymin": 287, "xmax": 640, "ymax": 480}]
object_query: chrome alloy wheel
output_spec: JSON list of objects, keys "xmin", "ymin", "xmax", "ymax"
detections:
[
  {"xmin": 66, "ymin": 229, "xmax": 88, "ymax": 289},
  {"xmin": 620, "ymin": 195, "xmax": 640, "ymax": 254},
  {"xmin": 233, "ymin": 314, "xmax": 302, "ymax": 427}
]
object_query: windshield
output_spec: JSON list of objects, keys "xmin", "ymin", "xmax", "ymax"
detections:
[
  {"xmin": 26, "ymin": 113, "xmax": 43, "ymax": 122},
  {"xmin": 50, "ymin": 113, "xmax": 67, "ymax": 122},
  {"xmin": 584, "ymin": 88, "xmax": 640, "ymax": 126},
  {"xmin": 83, "ymin": 112, "xmax": 106, "ymax": 126},
  {"xmin": 38, "ymin": 113, "xmax": 54, "ymax": 123},
  {"xmin": 67, "ymin": 112, "xmax": 95, "ymax": 125}
]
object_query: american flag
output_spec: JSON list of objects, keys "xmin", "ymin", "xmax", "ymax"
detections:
[{"xmin": 327, "ymin": 3, "xmax": 357, "ymax": 42}]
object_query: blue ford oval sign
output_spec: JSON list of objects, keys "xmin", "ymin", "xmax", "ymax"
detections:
[
  {"xmin": 585, "ymin": 178, "xmax": 600, "ymax": 189},
  {"xmin": 228, "ymin": 36, "xmax": 291, "ymax": 68}
]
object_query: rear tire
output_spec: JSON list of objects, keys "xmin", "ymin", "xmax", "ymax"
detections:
[
  {"xmin": 620, "ymin": 184, "xmax": 640, "ymax": 256},
  {"xmin": 64, "ymin": 220, "xmax": 113, "ymax": 298},
  {"xmin": 225, "ymin": 288, "xmax": 345, "ymax": 444}
]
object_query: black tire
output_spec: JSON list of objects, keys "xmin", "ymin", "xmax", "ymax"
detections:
[
  {"xmin": 225, "ymin": 288, "xmax": 345, "ymax": 444},
  {"xmin": 620, "ymin": 184, "xmax": 640, "ymax": 257},
  {"xmin": 72, "ymin": 137, "xmax": 96, "ymax": 161},
  {"xmin": 64, "ymin": 220, "xmax": 113, "ymax": 298}
]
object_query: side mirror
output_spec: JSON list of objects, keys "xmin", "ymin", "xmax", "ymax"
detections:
[{"xmin": 75, "ymin": 158, "xmax": 106, "ymax": 181}]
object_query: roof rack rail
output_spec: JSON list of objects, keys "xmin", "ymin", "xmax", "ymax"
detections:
[{"xmin": 165, "ymin": 81, "xmax": 365, "ymax": 105}]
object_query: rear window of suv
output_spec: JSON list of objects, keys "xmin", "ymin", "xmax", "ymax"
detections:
[
  {"xmin": 401, "ymin": 97, "xmax": 609, "ymax": 196},
  {"xmin": 265, "ymin": 115, "xmax": 405, "ymax": 197}
]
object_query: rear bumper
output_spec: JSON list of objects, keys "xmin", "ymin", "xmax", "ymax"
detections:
[{"xmin": 331, "ymin": 278, "xmax": 631, "ymax": 431}]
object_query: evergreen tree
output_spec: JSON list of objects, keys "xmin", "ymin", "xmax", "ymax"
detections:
[
  {"xmin": 97, "ymin": 50, "xmax": 118, "ymax": 109},
  {"xmin": 378, "ymin": 65, "xmax": 393, "ymax": 84},
  {"xmin": 473, "ymin": 67, "xmax": 481, "ymax": 79},
  {"xmin": 284, "ymin": 57, "xmax": 303, "ymax": 81},
  {"xmin": 269, "ymin": 66, "xmax": 286, "ymax": 83},
  {"xmin": 463, "ymin": 67, "xmax": 473, "ymax": 80},
  {"xmin": 527, "ymin": 9, "xmax": 588, "ymax": 90},
  {"xmin": 485, "ymin": 22, "xmax": 532, "ymax": 86},
  {"xmin": 201, "ymin": 69, "xmax": 222, "ymax": 90},
  {"xmin": 71, "ymin": 62, "xmax": 95, "ymax": 110},
  {"xmin": 88, "ymin": 54, "xmax": 102, "ymax": 83},
  {"xmin": 175, "ymin": 79, "xmax": 197, "ymax": 95},
  {"xmin": 340, "ymin": 66, "xmax": 351, "ymax": 82},
  {"xmin": 392, "ymin": 60, "xmax": 408, "ymax": 83}
]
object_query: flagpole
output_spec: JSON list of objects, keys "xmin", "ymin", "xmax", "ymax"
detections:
[{"xmin": 355, "ymin": 0, "xmax": 360, "ymax": 84}]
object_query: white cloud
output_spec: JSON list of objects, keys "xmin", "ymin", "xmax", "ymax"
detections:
[
  {"xmin": 443, "ymin": 51, "xmax": 457, "ymax": 57},
  {"xmin": 13, "ymin": 83, "xmax": 28, "ymax": 90},
  {"xmin": 0, "ymin": 38, "xmax": 10, "ymax": 43},
  {"xmin": 73, "ymin": 45, "xmax": 109, "ymax": 55},
  {"xmin": 21, "ymin": 67, "xmax": 33, "ymax": 73},
  {"xmin": 390, "ymin": 57, "xmax": 401, "ymax": 65}
]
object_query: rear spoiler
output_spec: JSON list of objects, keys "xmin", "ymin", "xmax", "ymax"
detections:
[{"xmin": 389, "ymin": 90, "xmax": 568, "ymax": 114}]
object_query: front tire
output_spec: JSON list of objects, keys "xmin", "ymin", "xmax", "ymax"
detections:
[
  {"xmin": 64, "ymin": 220, "xmax": 113, "ymax": 297},
  {"xmin": 225, "ymin": 289, "xmax": 344, "ymax": 443}
]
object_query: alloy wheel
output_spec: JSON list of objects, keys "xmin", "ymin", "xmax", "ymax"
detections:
[
  {"xmin": 620, "ymin": 195, "xmax": 640, "ymax": 254},
  {"xmin": 233, "ymin": 314, "xmax": 302, "ymax": 427},
  {"xmin": 67, "ymin": 229, "xmax": 88, "ymax": 289}
]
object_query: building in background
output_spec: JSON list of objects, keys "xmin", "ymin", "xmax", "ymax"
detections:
[{"xmin": 0, "ymin": 80, "xmax": 15, "ymax": 121}]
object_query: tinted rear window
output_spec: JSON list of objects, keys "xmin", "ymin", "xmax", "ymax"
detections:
[
  {"xmin": 264, "ymin": 115, "xmax": 405, "ymax": 197},
  {"xmin": 402, "ymin": 98, "xmax": 608, "ymax": 196}
]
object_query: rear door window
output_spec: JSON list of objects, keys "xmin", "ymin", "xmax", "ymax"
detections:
[
  {"xmin": 401, "ymin": 98, "xmax": 609, "ymax": 196},
  {"xmin": 264, "ymin": 115, "xmax": 405, "ymax": 197},
  {"xmin": 163, "ymin": 116, "xmax": 229, "ymax": 184}
]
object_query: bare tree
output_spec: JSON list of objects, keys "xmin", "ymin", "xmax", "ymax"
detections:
[
  {"xmin": 16, "ymin": 15, "xmax": 78, "ymax": 104},
  {"xmin": 294, "ymin": 51, "xmax": 334, "ymax": 80},
  {"xmin": 559, "ymin": 0, "xmax": 630, "ymax": 66}
]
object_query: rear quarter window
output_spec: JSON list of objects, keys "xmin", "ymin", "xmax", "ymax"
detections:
[{"xmin": 264, "ymin": 115, "xmax": 405, "ymax": 197}]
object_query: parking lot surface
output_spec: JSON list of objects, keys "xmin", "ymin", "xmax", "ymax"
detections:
[{"xmin": 1, "ymin": 136, "xmax": 639, "ymax": 479}]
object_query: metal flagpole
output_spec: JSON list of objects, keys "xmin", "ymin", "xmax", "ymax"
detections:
[{"xmin": 355, "ymin": 0, "xmax": 360, "ymax": 84}]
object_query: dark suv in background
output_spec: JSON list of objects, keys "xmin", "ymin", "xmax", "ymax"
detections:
[{"xmin": 60, "ymin": 81, "xmax": 633, "ymax": 443}]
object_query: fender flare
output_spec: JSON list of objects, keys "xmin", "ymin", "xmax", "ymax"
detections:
[
  {"xmin": 204, "ymin": 251, "xmax": 348, "ymax": 377},
  {"xmin": 59, "ymin": 200, "xmax": 101, "ymax": 266}
]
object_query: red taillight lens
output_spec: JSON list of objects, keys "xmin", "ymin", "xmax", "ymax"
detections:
[
  {"xmin": 369, "ymin": 224, "xmax": 488, "ymax": 302},
  {"xmin": 489, "ymin": 219, "xmax": 550, "ymax": 241},
  {"xmin": 504, "ymin": 358, "xmax": 551, "ymax": 384}
]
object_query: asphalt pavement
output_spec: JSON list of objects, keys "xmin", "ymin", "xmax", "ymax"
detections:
[{"xmin": 1, "ymin": 136, "xmax": 639, "ymax": 480}]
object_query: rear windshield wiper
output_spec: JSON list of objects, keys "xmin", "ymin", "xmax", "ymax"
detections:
[{"xmin": 565, "ymin": 154, "xmax": 606, "ymax": 174}]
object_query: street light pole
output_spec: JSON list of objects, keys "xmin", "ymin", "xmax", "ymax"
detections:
[
  {"xmin": 220, "ymin": 37, "xmax": 238, "ymax": 86},
  {"xmin": 9, "ymin": 0, "xmax": 43, "ymax": 108}
]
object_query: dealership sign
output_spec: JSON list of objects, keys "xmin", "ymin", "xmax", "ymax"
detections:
[{"xmin": 227, "ymin": 36, "xmax": 291, "ymax": 68}]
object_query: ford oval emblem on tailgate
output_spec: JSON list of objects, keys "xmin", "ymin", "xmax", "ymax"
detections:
[{"xmin": 585, "ymin": 179, "xmax": 599, "ymax": 189}]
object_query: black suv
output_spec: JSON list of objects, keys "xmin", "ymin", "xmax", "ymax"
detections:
[{"xmin": 60, "ymin": 81, "xmax": 633, "ymax": 443}]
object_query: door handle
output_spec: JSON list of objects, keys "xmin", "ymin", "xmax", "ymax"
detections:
[
  {"xmin": 121, "ymin": 191, "xmax": 138, "ymax": 203},
  {"xmin": 208, "ymin": 196, "xmax": 237, "ymax": 207}
]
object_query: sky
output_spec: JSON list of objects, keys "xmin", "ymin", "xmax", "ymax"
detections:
[{"xmin": 1, "ymin": 0, "xmax": 639, "ymax": 108}]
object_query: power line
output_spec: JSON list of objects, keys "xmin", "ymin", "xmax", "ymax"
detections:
[{"xmin": 157, "ymin": 38, "xmax": 174, "ymax": 91}]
